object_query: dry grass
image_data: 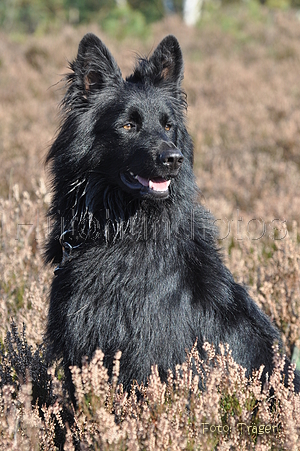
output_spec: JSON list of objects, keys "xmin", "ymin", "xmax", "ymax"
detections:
[
  {"xmin": 1, "ymin": 4, "xmax": 300, "ymax": 449},
  {"xmin": 1, "ymin": 334, "xmax": 300, "ymax": 450}
]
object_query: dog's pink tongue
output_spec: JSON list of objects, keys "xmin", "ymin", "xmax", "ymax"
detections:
[
  {"xmin": 136, "ymin": 176, "xmax": 149, "ymax": 187},
  {"xmin": 136, "ymin": 176, "xmax": 170, "ymax": 192},
  {"xmin": 149, "ymin": 179, "xmax": 170, "ymax": 191}
]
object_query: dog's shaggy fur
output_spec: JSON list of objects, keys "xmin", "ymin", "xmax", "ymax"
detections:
[{"xmin": 45, "ymin": 34, "xmax": 299, "ymax": 394}]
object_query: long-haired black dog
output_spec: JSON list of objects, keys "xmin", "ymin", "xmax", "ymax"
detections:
[{"xmin": 45, "ymin": 33, "xmax": 299, "ymax": 395}]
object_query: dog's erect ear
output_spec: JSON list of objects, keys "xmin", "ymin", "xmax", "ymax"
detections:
[
  {"xmin": 127, "ymin": 35, "xmax": 183, "ymax": 90},
  {"xmin": 149, "ymin": 35, "xmax": 184, "ymax": 87},
  {"xmin": 72, "ymin": 33, "xmax": 122, "ymax": 93}
]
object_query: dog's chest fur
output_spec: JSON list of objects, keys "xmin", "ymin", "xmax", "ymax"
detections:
[{"xmin": 52, "ymin": 235, "xmax": 198, "ymax": 386}]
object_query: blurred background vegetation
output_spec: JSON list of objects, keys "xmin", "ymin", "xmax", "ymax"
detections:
[
  {"xmin": 1, "ymin": 0, "xmax": 300, "ymax": 37},
  {"xmin": 1, "ymin": 0, "xmax": 178, "ymax": 35}
]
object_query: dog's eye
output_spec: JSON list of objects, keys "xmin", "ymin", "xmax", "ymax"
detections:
[
  {"xmin": 123, "ymin": 123, "xmax": 134, "ymax": 130},
  {"xmin": 165, "ymin": 124, "xmax": 172, "ymax": 131}
]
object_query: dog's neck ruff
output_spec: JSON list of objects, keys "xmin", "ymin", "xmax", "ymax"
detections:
[{"xmin": 54, "ymin": 230, "xmax": 83, "ymax": 275}]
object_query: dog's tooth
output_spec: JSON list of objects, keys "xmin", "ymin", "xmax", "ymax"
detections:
[{"xmin": 129, "ymin": 171, "xmax": 138, "ymax": 179}]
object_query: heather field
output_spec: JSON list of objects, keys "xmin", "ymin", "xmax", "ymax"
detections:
[{"xmin": 1, "ymin": 4, "xmax": 300, "ymax": 449}]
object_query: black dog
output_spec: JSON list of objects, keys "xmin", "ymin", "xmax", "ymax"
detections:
[{"xmin": 45, "ymin": 33, "xmax": 299, "ymax": 394}]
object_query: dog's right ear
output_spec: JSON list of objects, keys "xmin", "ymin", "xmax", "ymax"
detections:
[{"xmin": 70, "ymin": 33, "xmax": 122, "ymax": 95}]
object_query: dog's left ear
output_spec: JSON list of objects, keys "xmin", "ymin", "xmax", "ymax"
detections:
[
  {"xmin": 127, "ymin": 35, "xmax": 183, "ymax": 89},
  {"xmin": 149, "ymin": 35, "xmax": 184, "ymax": 87}
]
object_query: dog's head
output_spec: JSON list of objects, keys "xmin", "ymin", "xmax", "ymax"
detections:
[{"xmin": 50, "ymin": 34, "xmax": 193, "ymax": 202}]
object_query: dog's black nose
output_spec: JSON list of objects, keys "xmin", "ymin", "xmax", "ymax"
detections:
[{"xmin": 159, "ymin": 148, "xmax": 184, "ymax": 172}]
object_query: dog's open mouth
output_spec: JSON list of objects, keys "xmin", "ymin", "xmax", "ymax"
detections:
[{"xmin": 120, "ymin": 171, "xmax": 171, "ymax": 198}]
